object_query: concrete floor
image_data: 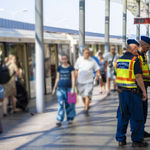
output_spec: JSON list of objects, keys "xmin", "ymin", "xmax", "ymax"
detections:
[{"xmin": 0, "ymin": 86, "xmax": 150, "ymax": 150}]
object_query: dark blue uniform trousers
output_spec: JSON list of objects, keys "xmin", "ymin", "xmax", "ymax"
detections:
[
  {"xmin": 139, "ymin": 88, "xmax": 148, "ymax": 125},
  {"xmin": 116, "ymin": 91, "xmax": 144, "ymax": 142}
]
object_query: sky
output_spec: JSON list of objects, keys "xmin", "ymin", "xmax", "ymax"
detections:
[{"xmin": 0, "ymin": 0, "xmax": 148, "ymax": 37}]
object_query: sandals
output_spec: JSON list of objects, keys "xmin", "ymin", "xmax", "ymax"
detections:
[
  {"xmin": 68, "ymin": 120, "xmax": 73, "ymax": 124},
  {"xmin": 13, "ymin": 109, "xmax": 20, "ymax": 114},
  {"xmin": 107, "ymin": 93, "xmax": 111, "ymax": 96},
  {"xmin": 3, "ymin": 113, "xmax": 7, "ymax": 117}
]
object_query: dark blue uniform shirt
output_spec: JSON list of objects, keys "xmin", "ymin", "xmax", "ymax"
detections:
[{"xmin": 115, "ymin": 52, "xmax": 142, "ymax": 76}]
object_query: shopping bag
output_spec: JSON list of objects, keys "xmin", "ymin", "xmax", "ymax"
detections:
[
  {"xmin": 67, "ymin": 92, "xmax": 77, "ymax": 103},
  {"xmin": 75, "ymin": 87, "xmax": 79, "ymax": 104}
]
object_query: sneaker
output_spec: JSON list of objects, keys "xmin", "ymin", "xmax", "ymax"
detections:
[
  {"xmin": 68, "ymin": 120, "xmax": 73, "ymax": 124},
  {"xmin": 85, "ymin": 110, "xmax": 89, "ymax": 117},
  {"xmin": 132, "ymin": 141, "xmax": 148, "ymax": 148},
  {"xmin": 118, "ymin": 141, "xmax": 127, "ymax": 146},
  {"xmin": 56, "ymin": 121, "xmax": 61, "ymax": 126},
  {"xmin": 99, "ymin": 91, "xmax": 102, "ymax": 94}
]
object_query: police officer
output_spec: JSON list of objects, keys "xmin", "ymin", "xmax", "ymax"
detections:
[
  {"xmin": 115, "ymin": 39, "xmax": 148, "ymax": 148},
  {"xmin": 136, "ymin": 36, "xmax": 150, "ymax": 138}
]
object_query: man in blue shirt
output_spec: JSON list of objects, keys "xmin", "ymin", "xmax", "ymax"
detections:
[{"xmin": 89, "ymin": 48, "xmax": 101, "ymax": 83}]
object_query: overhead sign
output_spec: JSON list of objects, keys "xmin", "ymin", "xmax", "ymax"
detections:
[{"xmin": 134, "ymin": 18, "xmax": 150, "ymax": 24}]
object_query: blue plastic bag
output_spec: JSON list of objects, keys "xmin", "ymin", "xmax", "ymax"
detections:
[{"xmin": 0, "ymin": 85, "xmax": 4, "ymax": 99}]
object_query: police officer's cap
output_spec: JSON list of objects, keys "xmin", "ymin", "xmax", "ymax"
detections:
[
  {"xmin": 127, "ymin": 39, "xmax": 139, "ymax": 47},
  {"xmin": 141, "ymin": 36, "xmax": 150, "ymax": 45}
]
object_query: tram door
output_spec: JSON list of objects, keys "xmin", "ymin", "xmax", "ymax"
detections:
[
  {"xmin": 6, "ymin": 43, "xmax": 29, "ymax": 96},
  {"xmin": 44, "ymin": 44, "xmax": 58, "ymax": 94}
]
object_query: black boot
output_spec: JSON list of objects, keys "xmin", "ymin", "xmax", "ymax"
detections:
[
  {"xmin": 144, "ymin": 131, "xmax": 150, "ymax": 138},
  {"xmin": 132, "ymin": 141, "xmax": 148, "ymax": 148},
  {"xmin": 118, "ymin": 141, "xmax": 127, "ymax": 146},
  {"xmin": 85, "ymin": 110, "xmax": 89, "ymax": 117}
]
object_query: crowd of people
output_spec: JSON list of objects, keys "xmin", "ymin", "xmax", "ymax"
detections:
[
  {"xmin": 1, "ymin": 37, "xmax": 150, "ymax": 148},
  {"xmin": 53, "ymin": 36, "xmax": 150, "ymax": 148},
  {"xmin": 0, "ymin": 55, "xmax": 25, "ymax": 117},
  {"xmin": 52, "ymin": 46, "xmax": 122, "ymax": 123}
]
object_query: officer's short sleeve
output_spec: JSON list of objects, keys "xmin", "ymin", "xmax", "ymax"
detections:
[{"xmin": 134, "ymin": 58, "xmax": 143, "ymax": 75}]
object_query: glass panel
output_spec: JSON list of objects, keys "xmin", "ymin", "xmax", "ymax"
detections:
[
  {"xmin": 27, "ymin": 44, "xmax": 36, "ymax": 98},
  {"xmin": 49, "ymin": 44, "xmax": 57, "ymax": 89},
  {"xmin": 6, "ymin": 43, "xmax": 27, "ymax": 88},
  {"xmin": 75, "ymin": 45, "xmax": 79, "ymax": 60},
  {"xmin": 44, "ymin": 44, "xmax": 52, "ymax": 94},
  {"xmin": 0, "ymin": 43, "xmax": 3, "ymax": 66},
  {"xmin": 61, "ymin": 45, "xmax": 69, "ymax": 57},
  {"xmin": 58, "ymin": 44, "xmax": 70, "ymax": 64}
]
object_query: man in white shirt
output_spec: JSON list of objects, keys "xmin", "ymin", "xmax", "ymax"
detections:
[
  {"xmin": 104, "ymin": 45, "xmax": 120, "ymax": 96},
  {"xmin": 75, "ymin": 48, "xmax": 100, "ymax": 116}
]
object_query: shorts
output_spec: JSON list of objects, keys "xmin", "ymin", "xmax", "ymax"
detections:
[
  {"xmin": 101, "ymin": 74, "xmax": 106, "ymax": 83},
  {"xmin": 77, "ymin": 82, "xmax": 94, "ymax": 98},
  {"xmin": 107, "ymin": 70, "xmax": 116, "ymax": 80}
]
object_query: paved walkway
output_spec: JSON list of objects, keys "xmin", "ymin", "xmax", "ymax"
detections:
[{"xmin": 0, "ymin": 86, "xmax": 150, "ymax": 150}]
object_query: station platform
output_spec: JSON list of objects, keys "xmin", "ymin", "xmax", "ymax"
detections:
[{"xmin": 0, "ymin": 86, "xmax": 150, "ymax": 150}]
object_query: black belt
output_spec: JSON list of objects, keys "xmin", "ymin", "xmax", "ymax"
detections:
[{"xmin": 118, "ymin": 87, "xmax": 140, "ymax": 95}]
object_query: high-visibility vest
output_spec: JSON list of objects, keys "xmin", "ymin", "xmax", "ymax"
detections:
[
  {"xmin": 136, "ymin": 53, "xmax": 149, "ymax": 82},
  {"xmin": 115, "ymin": 56, "xmax": 137, "ymax": 88}
]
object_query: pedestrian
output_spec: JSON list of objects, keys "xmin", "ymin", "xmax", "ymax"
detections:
[
  {"xmin": 0, "ymin": 85, "xmax": 4, "ymax": 134},
  {"xmin": 16, "ymin": 57, "xmax": 25, "ymax": 86},
  {"xmin": 75, "ymin": 47, "xmax": 100, "ymax": 117},
  {"xmin": 52, "ymin": 54, "xmax": 76, "ymax": 126},
  {"xmin": 104, "ymin": 45, "xmax": 120, "ymax": 96},
  {"xmin": 1, "ymin": 55, "xmax": 20, "ymax": 117},
  {"xmin": 115, "ymin": 39, "xmax": 148, "ymax": 148},
  {"xmin": 89, "ymin": 48, "xmax": 101, "ymax": 86},
  {"xmin": 136, "ymin": 36, "xmax": 150, "ymax": 138},
  {"xmin": 95, "ymin": 49, "xmax": 102, "ymax": 57},
  {"xmin": 98, "ymin": 52, "xmax": 106, "ymax": 93},
  {"xmin": 122, "ymin": 47, "xmax": 127, "ymax": 56}
]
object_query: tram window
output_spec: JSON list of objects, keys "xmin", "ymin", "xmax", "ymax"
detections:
[
  {"xmin": 27, "ymin": 44, "xmax": 36, "ymax": 98},
  {"xmin": 0, "ymin": 44, "xmax": 3, "ymax": 66}
]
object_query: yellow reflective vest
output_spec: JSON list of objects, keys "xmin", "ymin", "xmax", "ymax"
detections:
[
  {"xmin": 115, "ymin": 56, "xmax": 137, "ymax": 88},
  {"xmin": 136, "ymin": 52, "xmax": 149, "ymax": 82}
]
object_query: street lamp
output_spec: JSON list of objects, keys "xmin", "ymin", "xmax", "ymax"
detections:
[
  {"xmin": 46, "ymin": 18, "xmax": 67, "ymax": 27},
  {"xmin": 0, "ymin": 8, "xmax": 28, "ymax": 20}
]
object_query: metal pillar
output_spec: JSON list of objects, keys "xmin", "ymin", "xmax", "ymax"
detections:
[
  {"xmin": 146, "ymin": 3, "xmax": 149, "ymax": 37},
  {"xmin": 146, "ymin": 2, "xmax": 150, "ymax": 67},
  {"xmin": 35, "ymin": 0, "xmax": 44, "ymax": 113},
  {"xmin": 136, "ymin": 0, "xmax": 140, "ymax": 42},
  {"xmin": 122, "ymin": 0, "xmax": 127, "ymax": 48},
  {"xmin": 79, "ymin": 0, "xmax": 85, "ymax": 56},
  {"xmin": 104, "ymin": 0, "xmax": 110, "ymax": 54}
]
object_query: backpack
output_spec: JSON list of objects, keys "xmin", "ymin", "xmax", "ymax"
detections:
[{"xmin": 0, "ymin": 63, "xmax": 15, "ymax": 84}]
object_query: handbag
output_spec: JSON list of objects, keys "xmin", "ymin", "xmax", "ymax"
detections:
[{"xmin": 108, "ymin": 53, "xmax": 116, "ymax": 68}]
